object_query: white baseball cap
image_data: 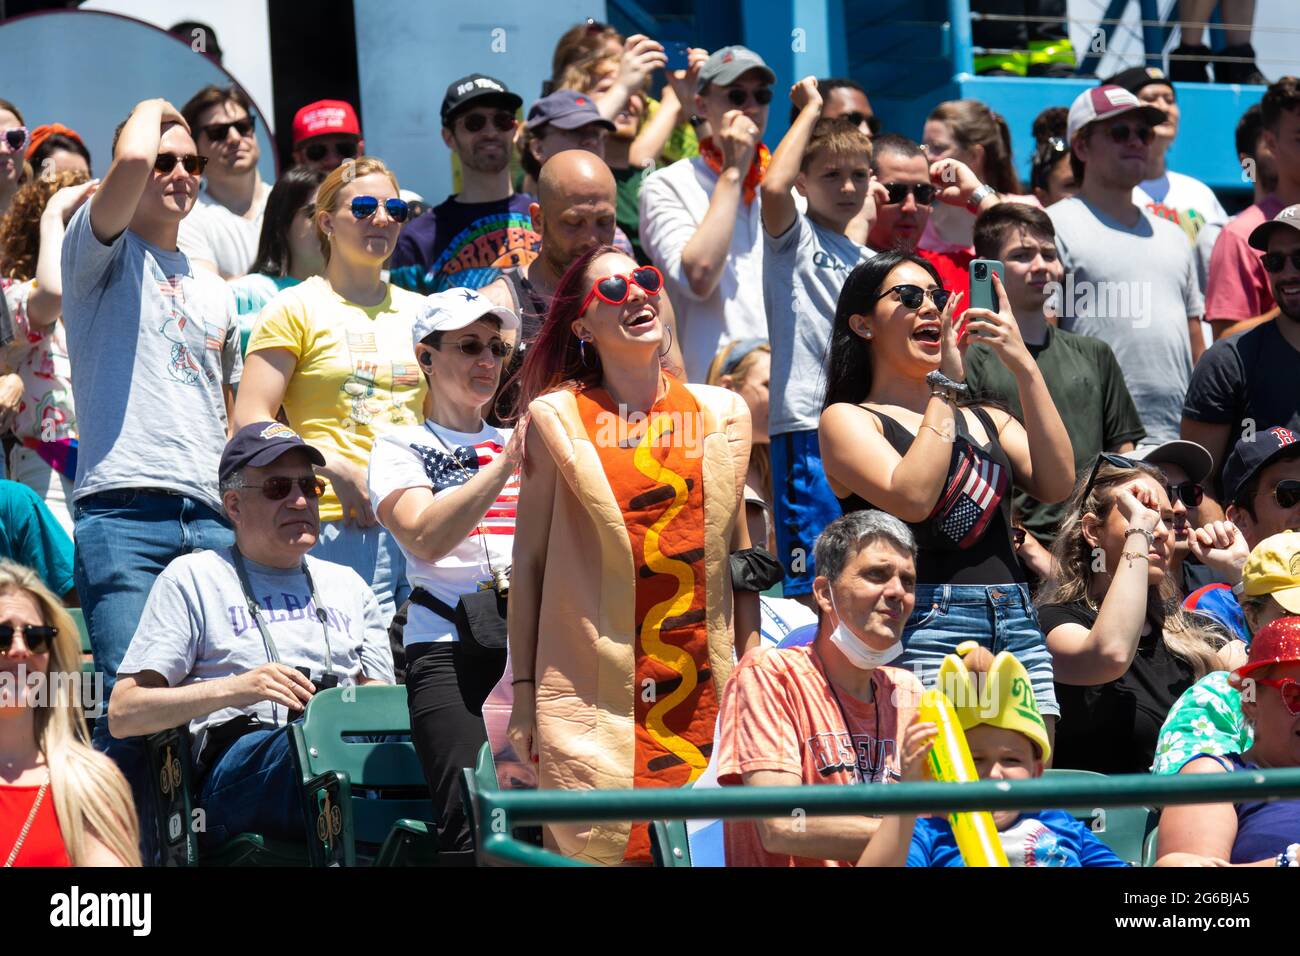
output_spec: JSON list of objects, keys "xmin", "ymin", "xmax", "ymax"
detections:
[
  {"xmin": 412, "ymin": 288, "xmax": 519, "ymax": 348},
  {"xmin": 1066, "ymin": 84, "xmax": 1167, "ymax": 144}
]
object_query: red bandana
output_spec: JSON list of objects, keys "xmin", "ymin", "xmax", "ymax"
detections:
[{"xmin": 698, "ymin": 137, "xmax": 772, "ymax": 205}]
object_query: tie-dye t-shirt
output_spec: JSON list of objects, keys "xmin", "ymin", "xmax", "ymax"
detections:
[
  {"xmin": 247, "ymin": 275, "xmax": 427, "ymax": 522},
  {"xmin": 388, "ymin": 193, "xmax": 539, "ymax": 293}
]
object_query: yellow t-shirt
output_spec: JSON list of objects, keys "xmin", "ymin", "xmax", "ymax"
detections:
[{"xmin": 247, "ymin": 275, "xmax": 428, "ymax": 522}]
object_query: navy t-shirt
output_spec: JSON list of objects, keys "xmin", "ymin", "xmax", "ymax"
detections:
[
  {"xmin": 388, "ymin": 193, "xmax": 539, "ymax": 293},
  {"xmin": 908, "ymin": 810, "xmax": 1127, "ymax": 866}
]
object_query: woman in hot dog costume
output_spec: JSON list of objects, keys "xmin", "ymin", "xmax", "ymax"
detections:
[{"xmin": 507, "ymin": 245, "xmax": 770, "ymax": 864}]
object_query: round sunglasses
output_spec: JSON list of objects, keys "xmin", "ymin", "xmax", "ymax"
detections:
[
  {"xmin": 1262, "ymin": 251, "xmax": 1300, "ymax": 274},
  {"xmin": 433, "ymin": 337, "xmax": 512, "ymax": 359},
  {"xmin": 877, "ymin": 283, "xmax": 951, "ymax": 311},
  {"xmin": 1167, "ymin": 480, "xmax": 1204, "ymax": 507},
  {"xmin": 350, "ymin": 196, "xmax": 409, "ymax": 222},
  {"xmin": 579, "ymin": 265, "xmax": 664, "ymax": 315},
  {"xmin": 2, "ymin": 126, "xmax": 27, "ymax": 153},
  {"xmin": 154, "ymin": 153, "xmax": 208, "ymax": 176},
  {"xmin": 724, "ymin": 87, "xmax": 773, "ymax": 108},
  {"xmin": 1104, "ymin": 122, "xmax": 1154, "ymax": 145},
  {"xmin": 460, "ymin": 112, "xmax": 517, "ymax": 134},
  {"xmin": 303, "ymin": 140, "xmax": 359, "ymax": 162},
  {"xmin": 0, "ymin": 623, "xmax": 57, "ymax": 655},
  {"xmin": 201, "ymin": 116, "xmax": 256, "ymax": 142},
  {"xmin": 881, "ymin": 182, "xmax": 936, "ymax": 206},
  {"xmin": 1262, "ymin": 479, "xmax": 1300, "ymax": 510},
  {"xmin": 229, "ymin": 475, "xmax": 328, "ymax": 501}
]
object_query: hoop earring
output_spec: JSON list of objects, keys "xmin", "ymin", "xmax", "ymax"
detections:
[{"xmin": 658, "ymin": 323, "xmax": 674, "ymax": 358}]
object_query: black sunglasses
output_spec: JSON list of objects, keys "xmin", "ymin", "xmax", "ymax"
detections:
[
  {"xmin": 1262, "ymin": 251, "xmax": 1300, "ymax": 274},
  {"xmin": 0, "ymin": 623, "xmax": 57, "ymax": 654},
  {"xmin": 460, "ymin": 112, "xmax": 516, "ymax": 133},
  {"xmin": 1012, "ymin": 526, "xmax": 1027, "ymax": 547},
  {"xmin": 725, "ymin": 87, "xmax": 773, "ymax": 107},
  {"xmin": 1168, "ymin": 480, "xmax": 1204, "ymax": 507},
  {"xmin": 154, "ymin": 153, "xmax": 208, "ymax": 175},
  {"xmin": 1263, "ymin": 479, "xmax": 1300, "ymax": 510},
  {"xmin": 350, "ymin": 196, "xmax": 409, "ymax": 223},
  {"xmin": 304, "ymin": 140, "xmax": 358, "ymax": 162},
  {"xmin": 839, "ymin": 111, "xmax": 881, "ymax": 136},
  {"xmin": 3, "ymin": 126, "xmax": 27, "ymax": 152},
  {"xmin": 1105, "ymin": 123, "xmax": 1154, "ymax": 145},
  {"xmin": 201, "ymin": 116, "xmax": 256, "ymax": 142},
  {"xmin": 435, "ymin": 338, "xmax": 512, "ymax": 359},
  {"xmin": 233, "ymin": 475, "xmax": 328, "ymax": 501},
  {"xmin": 877, "ymin": 283, "xmax": 951, "ymax": 311},
  {"xmin": 1081, "ymin": 452, "xmax": 1140, "ymax": 504},
  {"xmin": 881, "ymin": 181, "xmax": 936, "ymax": 206}
]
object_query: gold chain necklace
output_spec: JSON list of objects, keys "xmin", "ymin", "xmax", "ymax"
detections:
[{"xmin": 4, "ymin": 772, "xmax": 50, "ymax": 867}]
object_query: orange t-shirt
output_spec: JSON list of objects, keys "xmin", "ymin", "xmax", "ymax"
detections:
[{"xmin": 716, "ymin": 645, "xmax": 923, "ymax": 867}]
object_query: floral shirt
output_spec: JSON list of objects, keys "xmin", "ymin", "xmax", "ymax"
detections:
[
  {"xmin": 0, "ymin": 278, "xmax": 77, "ymax": 442},
  {"xmin": 1151, "ymin": 671, "xmax": 1252, "ymax": 775}
]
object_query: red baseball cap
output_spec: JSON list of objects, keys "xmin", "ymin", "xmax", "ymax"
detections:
[
  {"xmin": 1230, "ymin": 616, "xmax": 1300, "ymax": 688},
  {"xmin": 292, "ymin": 100, "xmax": 361, "ymax": 147}
]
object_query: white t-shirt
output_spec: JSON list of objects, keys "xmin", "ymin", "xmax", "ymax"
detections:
[
  {"xmin": 368, "ymin": 419, "xmax": 518, "ymax": 646},
  {"xmin": 1134, "ymin": 169, "xmax": 1228, "ymax": 293},
  {"xmin": 178, "ymin": 180, "xmax": 269, "ymax": 279}
]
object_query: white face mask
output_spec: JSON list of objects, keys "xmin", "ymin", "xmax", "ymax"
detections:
[{"xmin": 827, "ymin": 589, "xmax": 904, "ymax": 670}]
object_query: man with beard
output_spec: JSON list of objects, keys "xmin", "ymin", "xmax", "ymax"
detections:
[{"xmin": 389, "ymin": 74, "xmax": 540, "ymax": 293}]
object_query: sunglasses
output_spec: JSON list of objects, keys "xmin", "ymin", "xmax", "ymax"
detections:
[
  {"xmin": 350, "ymin": 196, "xmax": 409, "ymax": 222},
  {"xmin": 877, "ymin": 283, "xmax": 951, "ymax": 311},
  {"xmin": 154, "ymin": 153, "xmax": 208, "ymax": 176},
  {"xmin": 1012, "ymin": 527, "xmax": 1027, "ymax": 548},
  {"xmin": 1080, "ymin": 452, "xmax": 1140, "ymax": 504},
  {"xmin": 579, "ymin": 265, "xmax": 664, "ymax": 314},
  {"xmin": 725, "ymin": 87, "xmax": 774, "ymax": 107},
  {"xmin": 232, "ymin": 475, "xmax": 328, "ymax": 501},
  {"xmin": 1262, "ymin": 251, "xmax": 1300, "ymax": 274},
  {"xmin": 0, "ymin": 623, "xmax": 57, "ymax": 654},
  {"xmin": 838, "ymin": 111, "xmax": 881, "ymax": 136},
  {"xmin": 1168, "ymin": 480, "xmax": 1204, "ymax": 507},
  {"xmin": 303, "ymin": 140, "xmax": 359, "ymax": 162},
  {"xmin": 1104, "ymin": 122, "xmax": 1154, "ymax": 145},
  {"xmin": 201, "ymin": 116, "xmax": 256, "ymax": 142},
  {"xmin": 434, "ymin": 337, "xmax": 512, "ymax": 359},
  {"xmin": 460, "ymin": 112, "xmax": 517, "ymax": 134},
  {"xmin": 2, "ymin": 126, "xmax": 27, "ymax": 152},
  {"xmin": 1262, "ymin": 479, "xmax": 1300, "ymax": 510},
  {"xmin": 881, "ymin": 182, "xmax": 936, "ymax": 206},
  {"xmin": 1252, "ymin": 677, "xmax": 1300, "ymax": 716}
]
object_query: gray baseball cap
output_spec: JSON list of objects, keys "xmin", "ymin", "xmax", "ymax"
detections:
[
  {"xmin": 1248, "ymin": 204, "xmax": 1300, "ymax": 251},
  {"xmin": 698, "ymin": 45, "xmax": 776, "ymax": 90}
]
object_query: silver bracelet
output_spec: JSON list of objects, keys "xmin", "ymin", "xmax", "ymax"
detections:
[{"xmin": 1123, "ymin": 526, "xmax": 1155, "ymax": 550}]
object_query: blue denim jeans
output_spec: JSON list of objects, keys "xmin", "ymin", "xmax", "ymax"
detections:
[
  {"xmin": 198, "ymin": 725, "xmax": 303, "ymax": 847},
  {"xmin": 771, "ymin": 430, "xmax": 842, "ymax": 596},
  {"xmin": 74, "ymin": 489, "xmax": 234, "ymax": 861},
  {"xmin": 896, "ymin": 582, "xmax": 1060, "ymax": 717},
  {"xmin": 310, "ymin": 520, "xmax": 408, "ymax": 626}
]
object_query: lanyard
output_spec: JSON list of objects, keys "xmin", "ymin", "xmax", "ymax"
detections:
[
  {"xmin": 813, "ymin": 648, "xmax": 881, "ymax": 785},
  {"xmin": 231, "ymin": 544, "xmax": 334, "ymax": 724},
  {"xmin": 422, "ymin": 420, "xmax": 508, "ymax": 593}
]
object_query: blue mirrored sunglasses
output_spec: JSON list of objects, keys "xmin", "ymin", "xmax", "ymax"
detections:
[{"xmin": 349, "ymin": 196, "xmax": 409, "ymax": 223}]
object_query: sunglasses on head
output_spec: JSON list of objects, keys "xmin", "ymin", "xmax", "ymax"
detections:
[
  {"xmin": 580, "ymin": 265, "xmax": 664, "ymax": 314},
  {"xmin": 725, "ymin": 87, "xmax": 773, "ymax": 107},
  {"xmin": 1104, "ymin": 122, "xmax": 1154, "ymax": 145},
  {"xmin": 233, "ymin": 475, "xmax": 328, "ymax": 501},
  {"xmin": 1168, "ymin": 480, "xmax": 1204, "ymax": 507},
  {"xmin": 881, "ymin": 182, "xmax": 936, "ymax": 206},
  {"xmin": 303, "ymin": 140, "xmax": 358, "ymax": 162},
  {"xmin": 1252, "ymin": 677, "xmax": 1300, "ymax": 716},
  {"xmin": 460, "ymin": 112, "xmax": 517, "ymax": 133},
  {"xmin": 1262, "ymin": 251, "xmax": 1300, "ymax": 274},
  {"xmin": 0, "ymin": 623, "xmax": 57, "ymax": 654},
  {"xmin": 877, "ymin": 283, "xmax": 951, "ymax": 311},
  {"xmin": 1080, "ymin": 452, "xmax": 1140, "ymax": 504},
  {"xmin": 1262, "ymin": 479, "xmax": 1300, "ymax": 510},
  {"xmin": 350, "ymin": 196, "xmax": 409, "ymax": 222},
  {"xmin": 154, "ymin": 153, "xmax": 208, "ymax": 176},
  {"xmin": 2, "ymin": 126, "xmax": 27, "ymax": 152},
  {"xmin": 433, "ymin": 337, "xmax": 512, "ymax": 359},
  {"xmin": 201, "ymin": 116, "xmax": 256, "ymax": 142}
]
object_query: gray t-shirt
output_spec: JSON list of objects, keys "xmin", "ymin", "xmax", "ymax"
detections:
[
  {"xmin": 117, "ymin": 547, "xmax": 393, "ymax": 756},
  {"xmin": 1047, "ymin": 196, "xmax": 1203, "ymax": 444},
  {"xmin": 61, "ymin": 204, "xmax": 242, "ymax": 510},
  {"xmin": 763, "ymin": 214, "xmax": 872, "ymax": 434}
]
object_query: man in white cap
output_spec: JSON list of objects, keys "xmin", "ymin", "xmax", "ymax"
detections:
[
  {"xmin": 1047, "ymin": 84, "xmax": 1206, "ymax": 445},
  {"xmin": 639, "ymin": 45, "xmax": 779, "ymax": 381}
]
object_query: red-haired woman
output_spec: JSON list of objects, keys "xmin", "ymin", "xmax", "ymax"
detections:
[{"xmin": 506, "ymin": 244, "xmax": 768, "ymax": 864}]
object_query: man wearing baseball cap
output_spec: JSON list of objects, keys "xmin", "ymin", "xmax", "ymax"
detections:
[
  {"xmin": 291, "ymin": 99, "xmax": 364, "ymax": 172},
  {"xmin": 520, "ymin": 89, "xmax": 614, "ymax": 186},
  {"xmin": 110, "ymin": 421, "xmax": 393, "ymax": 850},
  {"xmin": 1183, "ymin": 204, "xmax": 1300, "ymax": 498},
  {"xmin": 389, "ymin": 74, "xmax": 540, "ymax": 295},
  {"xmin": 639, "ymin": 45, "xmax": 779, "ymax": 381},
  {"xmin": 366, "ymin": 289, "xmax": 521, "ymax": 855},
  {"xmin": 1047, "ymin": 84, "xmax": 1206, "ymax": 445}
]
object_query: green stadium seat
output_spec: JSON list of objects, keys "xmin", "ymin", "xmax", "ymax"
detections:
[
  {"xmin": 1143, "ymin": 826, "xmax": 1160, "ymax": 867},
  {"xmin": 1045, "ymin": 768, "xmax": 1155, "ymax": 866},
  {"xmin": 650, "ymin": 820, "xmax": 692, "ymax": 867}
]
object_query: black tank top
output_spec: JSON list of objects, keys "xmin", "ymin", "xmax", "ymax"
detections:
[{"xmin": 838, "ymin": 405, "xmax": 1023, "ymax": 585}]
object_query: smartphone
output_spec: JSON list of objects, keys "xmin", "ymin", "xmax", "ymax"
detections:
[
  {"xmin": 968, "ymin": 258, "xmax": 1003, "ymax": 314},
  {"xmin": 665, "ymin": 41, "xmax": 690, "ymax": 72}
]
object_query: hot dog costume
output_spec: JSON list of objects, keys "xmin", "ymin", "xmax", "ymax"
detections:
[{"xmin": 516, "ymin": 377, "xmax": 750, "ymax": 864}]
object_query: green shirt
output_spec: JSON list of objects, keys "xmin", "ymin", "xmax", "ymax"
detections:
[
  {"xmin": 964, "ymin": 324, "xmax": 1145, "ymax": 544},
  {"xmin": 613, "ymin": 164, "xmax": 652, "ymax": 261},
  {"xmin": 1151, "ymin": 671, "xmax": 1251, "ymax": 775}
]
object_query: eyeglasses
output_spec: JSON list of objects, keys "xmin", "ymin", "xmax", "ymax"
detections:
[
  {"xmin": 1080, "ymin": 452, "xmax": 1140, "ymax": 504},
  {"xmin": 230, "ymin": 475, "xmax": 328, "ymax": 501},
  {"xmin": 303, "ymin": 140, "xmax": 358, "ymax": 162},
  {"xmin": 154, "ymin": 153, "xmax": 208, "ymax": 176},
  {"xmin": 876, "ymin": 284, "xmax": 951, "ymax": 311},
  {"xmin": 201, "ymin": 116, "xmax": 256, "ymax": 142},
  {"xmin": 880, "ymin": 182, "xmax": 936, "ymax": 206},
  {"xmin": 350, "ymin": 196, "xmax": 409, "ymax": 222},
  {"xmin": 0, "ymin": 623, "xmax": 57, "ymax": 654},
  {"xmin": 433, "ymin": 338, "xmax": 512, "ymax": 359},
  {"xmin": 725, "ymin": 87, "xmax": 774, "ymax": 107},
  {"xmin": 1261, "ymin": 479, "xmax": 1300, "ymax": 510},
  {"xmin": 579, "ymin": 265, "xmax": 664, "ymax": 314},
  {"xmin": 1104, "ymin": 123, "xmax": 1154, "ymax": 145},
  {"xmin": 1168, "ymin": 480, "xmax": 1204, "ymax": 507},
  {"xmin": 2, "ymin": 126, "xmax": 27, "ymax": 152},
  {"xmin": 1251, "ymin": 677, "xmax": 1300, "ymax": 716},
  {"xmin": 459, "ymin": 112, "xmax": 517, "ymax": 134},
  {"xmin": 838, "ymin": 111, "xmax": 881, "ymax": 136},
  {"xmin": 1262, "ymin": 251, "xmax": 1300, "ymax": 274}
]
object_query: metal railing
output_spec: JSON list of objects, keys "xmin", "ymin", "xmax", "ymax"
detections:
[{"xmin": 474, "ymin": 766, "xmax": 1300, "ymax": 866}]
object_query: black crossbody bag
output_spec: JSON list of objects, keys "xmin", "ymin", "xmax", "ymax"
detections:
[{"xmin": 408, "ymin": 585, "xmax": 507, "ymax": 658}]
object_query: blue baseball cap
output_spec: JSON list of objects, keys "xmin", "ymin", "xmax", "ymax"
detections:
[
  {"xmin": 1223, "ymin": 425, "xmax": 1300, "ymax": 506},
  {"xmin": 220, "ymin": 422, "xmax": 325, "ymax": 483},
  {"xmin": 526, "ymin": 90, "xmax": 615, "ymax": 132}
]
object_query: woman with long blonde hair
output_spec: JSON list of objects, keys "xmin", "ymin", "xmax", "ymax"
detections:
[
  {"xmin": 1038, "ymin": 456, "xmax": 1239, "ymax": 774},
  {"xmin": 0, "ymin": 560, "xmax": 138, "ymax": 865}
]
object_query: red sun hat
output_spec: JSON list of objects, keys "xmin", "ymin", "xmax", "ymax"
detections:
[
  {"xmin": 292, "ymin": 100, "xmax": 361, "ymax": 147},
  {"xmin": 1230, "ymin": 616, "xmax": 1300, "ymax": 688}
]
